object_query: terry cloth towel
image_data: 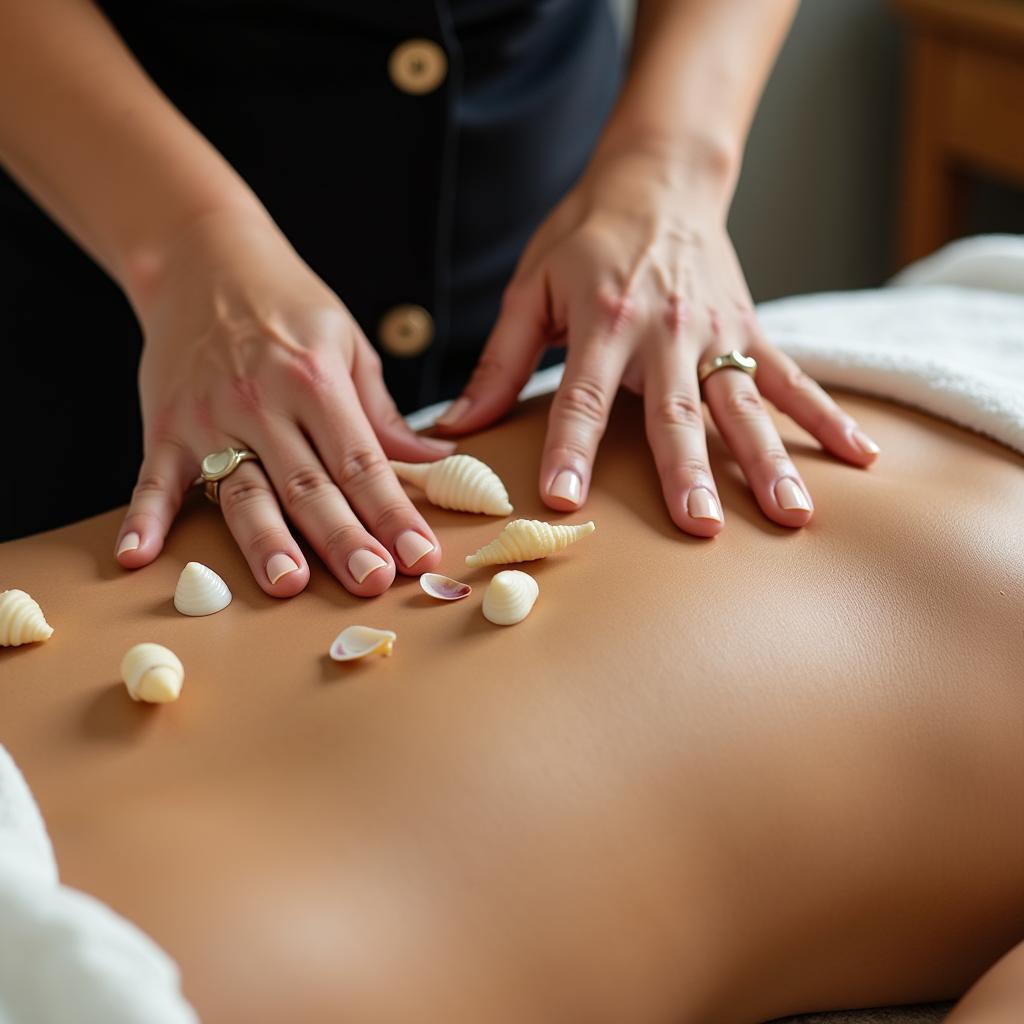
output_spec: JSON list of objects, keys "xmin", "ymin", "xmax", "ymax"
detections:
[
  {"xmin": 0, "ymin": 746, "xmax": 198, "ymax": 1024},
  {"xmin": 409, "ymin": 235, "xmax": 1024, "ymax": 458}
]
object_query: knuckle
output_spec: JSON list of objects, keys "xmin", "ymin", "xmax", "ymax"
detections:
[
  {"xmin": 285, "ymin": 350, "xmax": 332, "ymax": 394},
  {"xmin": 246, "ymin": 524, "xmax": 292, "ymax": 554},
  {"xmin": 547, "ymin": 438, "xmax": 592, "ymax": 464},
  {"xmin": 555, "ymin": 377, "xmax": 611, "ymax": 427},
  {"xmin": 132, "ymin": 471, "xmax": 172, "ymax": 500},
  {"xmin": 322, "ymin": 522, "xmax": 368, "ymax": 559},
  {"xmin": 281, "ymin": 465, "xmax": 333, "ymax": 512},
  {"xmin": 593, "ymin": 283, "xmax": 635, "ymax": 333},
  {"xmin": 785, "ymin": 365, "xmax": 818, "ymax": 397},
  {"xmin": 653, "ymin": 392, "xmax": 704, "ymax": 430},
  {"xmin": 469, "ymin": 351, "xmax": 508, "ymax": 390},
  {"xmin": 668, "ymin": 456, "xmax": 712, "ymax": 481},
  {"xmin": 372, "ymin": 500, "xmax": 415, "ymax": 534},
  {"xmin": 333, "ymin": 444, "xmax": 388, "ymax": 492},
  {"xmin": 229, "ymin": 375, "xmax": 265, "ymax": 415},
  {"xmin": 754, "ymin": 446, "xmax": 793, "ymax": 475},
  {"xmin": 723, "ymin": 386, "xmax": 766, "ymax": 421},
  {"xmin": 219, "ymin": 474, "xmax": 272, "ymax": 515}
]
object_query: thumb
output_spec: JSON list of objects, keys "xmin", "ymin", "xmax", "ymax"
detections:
[{"xmin": 433, "ymin": 278, "xmax": 547, "ymax": 436}]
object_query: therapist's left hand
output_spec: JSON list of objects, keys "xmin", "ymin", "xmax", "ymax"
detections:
[{"xmin": 434, "ymin": 147, "xmax": 880, "ymax": 536}]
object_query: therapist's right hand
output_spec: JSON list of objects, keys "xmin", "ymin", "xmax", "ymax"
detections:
[{"xmin": 112, "ymin": 209, "xmax": 450, "ymax": 597}]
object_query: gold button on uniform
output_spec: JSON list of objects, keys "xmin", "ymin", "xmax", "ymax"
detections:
[
  {"xmin": 388, "ymin": 38, "xmax": 448, "ymax": 95},
  {"xmin": 378, "ymin": 305, "xmax": 435, "ymax": 358}
]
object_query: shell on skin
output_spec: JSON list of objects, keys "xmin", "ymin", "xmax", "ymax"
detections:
[
  {"xmin": 330, "ymin": 626, "xmax": 397, "ymax": 662},
  {"xmin": 0, "ymin": 589, "xmax": 54, "ymax": 647},
  {"xmin": 390, "ymin": 454, "xmax": 513, "ymax": 516},
  {"xmin": 120, "ymin": 643, "xmax": 184, "ymax": 703},
  {"xmin": 173, "ymin": 562, "xmax": 232, "ymax": 616},
  {"xmin": 419, "ymin": 573, "xmax": 472, "ymax": 601},
  {"xmin": 482, "ymin": 571, "xmax": 539, "ymax": 626},
  {"xmin": 465, "ymin": 519, "xmax": 596, "ymax": 568}
]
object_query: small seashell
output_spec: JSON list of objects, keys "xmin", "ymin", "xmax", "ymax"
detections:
[
  {"xmin": 173, "ymin": 562, "xmax": 232, "ymax": 616},
  {"xmin": 329, "ymin": 626, "xmax": 397, "ymax": 663},
  {"xmin": 0, "ymin": 589, "xmax": 54, "ymax": 647},
  {"xmin": 482, "ymin": 570, "xmax": 539, "ymax": 626},
  {"xmin": 419, "ymin": 573, "xmax": 472, "ymax": 601},
  {"xmin": 120, "ymin": 643, "xmax": 184, "ymax": 703},
  {"xmin": 390, "ymin": 454, "xmax": 513, "ymax": 516},
  {"xmin": 465, "ymin": 519, "xmax": 596, "ymax": 568}
]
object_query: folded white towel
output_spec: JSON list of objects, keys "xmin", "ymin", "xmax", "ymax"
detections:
[{"xmin": 0, "ymin": 746, "xmax": 198, "ymax": 1024}]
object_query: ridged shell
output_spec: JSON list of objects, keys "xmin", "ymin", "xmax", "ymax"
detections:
[
  {"xmin": 390, "ymin": 455, "xmax": 512, "ymax": 516},
  {"xmin": 465, "ymin": 519, "xmax": 596, "ymax": 568},
  {"xmin": 482, "ymin": 571, "xmax": 539, "ymax": 626},
  {"xmin": 330, "ymin": 626, "xmax": 397, "ymax": 662},
  {"xmin": 0, "ymin": 589, "xmax": 54, "ymax": 647},
  {"xmin": 419, "ymin": 573, "xmax": 472, "ymax": 601},
  {"xmin": 120, "ymin": 643, "xmax": 184, "ymax": 703},
  {"xmin": 174, "ymin": 562, "xmax": 232, "ymax": 616}
]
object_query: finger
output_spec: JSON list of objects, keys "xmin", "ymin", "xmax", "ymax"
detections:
[
  {"xmin": 349, "ymin": 340, "xmax": 457, "ymax": 461},
  {"xmin": 748, "ymin": 335, "xmax": 880, "ymax": 466},
  {"xmin": 433, "ymin": 276, "xmax": 547, "ymax": 436},
  {"xmin": 212, "ymin": 449, "xmax": 311, "ymax": 598},
  {"xmin": 299, "ymin": 384, "xmax": 442, "ymax": 576},
  {"xmin": 540, "ymin": 314, "xmax": 632, "ymax": 512},
  {"xmin": 115, "ymin": 439, "xmax": 195, "ymax": 569},
  {"xmin": 702, "ymin": 365, "xmax": 814, "ymax": 528},
  {"xmin": 643, "ymin": 334, "xmax": 723, "ymax": 538}
]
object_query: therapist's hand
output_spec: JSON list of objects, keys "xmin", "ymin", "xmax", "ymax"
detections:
[
  {"xmin": 113, "ymin": 209, "xmax": 450, "ymax": 595},
  {"xmin": 434, "ymin": 148, "xmax": 880, "ymax": 535}
]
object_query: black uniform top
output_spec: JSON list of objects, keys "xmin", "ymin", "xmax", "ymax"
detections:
[{"xmin": 0, "ymin": 0, "xmax": 622, "ymax": 540}]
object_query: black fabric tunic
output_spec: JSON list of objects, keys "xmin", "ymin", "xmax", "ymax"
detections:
[{"xmin": 0, "ymin": 0, "xmax": 622, "ymax": 540}]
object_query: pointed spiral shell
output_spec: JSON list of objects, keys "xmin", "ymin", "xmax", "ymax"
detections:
[
  {"xmin": 390, "ymin": 455, "xmax": 512, "ymax": 515},
  {"xmin": 0, "ymin": 589, "xmax": 54, "ymax": 647},
  {"xmin": 465, "ymin": 519, "xmax": 595, "ymax": 568},
  {"xmin": 174, "ymin": 562, "xmax": 232, "ymax": 616},
  {"xmin": 120, "ymin": 643, "xmax": 184, "ymax": 703},
  {"xmin": 482, "ymin": 571, "xmax": 539, "ymax": 625}
]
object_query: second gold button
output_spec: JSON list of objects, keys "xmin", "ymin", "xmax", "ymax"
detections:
[
  {"xmin": 388, "ymin": 39, "xmax": 448, "ymax": 95},
  {"xmin": 378, "ymin": 305, "xmax": 435, "ymax": 358}
]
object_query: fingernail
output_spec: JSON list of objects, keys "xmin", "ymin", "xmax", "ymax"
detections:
[
  {"xmin": 265, "ymin": 552, "xmax": 300, "ymax": 585},
  {"xmin": 687, "ymin": 487, "xmax": 721, "ymax": 522},
  {"xmin": 549, "ymin": 469, "xmax": 581, "ymax": 505},
  {"xmin": 422, "ymin": 436, "xmax": 458, "ymax": 455},
  {"xmin": 775, "ymin": 477, "xmax": 812, "ymax": 512},
  {"xmin": 348, "ymin": 548, "xmax": 388, "ymax": 584},
  {"xmin": 117, "ymin": 531, "xmax": 140, "ymax": 556},
  {"xmin": 851, "ymin": 428, "xmax": 880, "ymax": 456},
  {"xmin": 436, "ymin": 397, "xmax": 470, "ymax": 428},
  {"xmin": 395, "ymin": 530, "xmax": 436, "ymax": 568}
]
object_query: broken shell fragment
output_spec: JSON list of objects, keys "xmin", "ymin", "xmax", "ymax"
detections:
[
  {"xmin": 465, "ymin": 519, "xmax": 596, "ymax": 568},
  {"xmin": 0, "ymin": 589, "xmax": 54, "ymax": 647},
  {"xmin": 329, "ymin": 626, "xmax": 397, "ymax": 662},
  {"xmin": 390, "ymin": 454, "xmax": 513, "ymax": 516},
  {"xmin": 173, "ymin": 561, "xmax": 232, "ymax": 616},
  {"xmin": 482, "ymin": 570, "xmax": 539, "ymax": 626},
  {"xmin": 120, "ymin": 643, "xmax": 184, "ymax": 703},
  {"xmin": 419, "ymin": 573, "xmax": 472, "ymax": 601}
]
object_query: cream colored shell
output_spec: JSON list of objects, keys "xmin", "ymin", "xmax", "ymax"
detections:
[
  {"xmin": 0, "ymin": 589, "xmax": 54, "ymax": 647},
  {"xmin": 120, "ymin": 643, "xmax": 184, "ymax": 703},
  {"xmin": 390, "ymin": 454, "xmax": 512, "ymax": 516},
  {"xmin": 330, "ymin": 626, "xmax": 397, "ymax": 662},
  {"xmin": 174, "ymin": 562, "xmax": 232, "ymax": 616},
  {"xmin": 465, "ymin": 519, "xmax": 595, "ymax": 568},
  {"xmin": 482, "ymin": 571, "xmax": 539, "ymax": 626}
]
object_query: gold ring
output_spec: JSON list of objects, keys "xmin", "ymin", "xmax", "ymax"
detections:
[
  {"xmin": 697, "ymin": 350, "xmax": 758, "ymax": 386},
  {"xmin": 199, "ymin": 447, "xmax": 259, "ymax": 505}
]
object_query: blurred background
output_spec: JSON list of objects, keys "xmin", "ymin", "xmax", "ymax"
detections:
[{"xmin": 615, "ymin": 0, "xmax": 1024, "ymax": 301}]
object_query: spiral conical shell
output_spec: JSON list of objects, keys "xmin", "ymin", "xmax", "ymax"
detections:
[
  {"xmin": 390, "ymin": 455, "xmax": 512, "ymax": 516},
  {"xmin": 482, "ymin": 571, "xmax": 539, "ymax": 625},
  {"xmin": 0, "ymin": 589, "xmax": 54, "ymax": 647},
  {"xmin": 465, "ymin": 519, "xmax": 596, "ymax": 567},
  {"xmin": 120, "ymin": 643, "xmax": 184, "ymax": 703},
  {"xmin": 174, "ymin": 561, "xmax": 232, "ymax": 616}
]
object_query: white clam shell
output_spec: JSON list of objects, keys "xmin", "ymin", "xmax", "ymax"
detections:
[
  {"xmin": 482, "ymin": 570, "xmax": 539, "ymax": 626},
  {"xmin": 120, "ymin": 643, "xmax": 184, "ymax": 703},
  {"xmin": 419, "ymin": 573, "xmax": 472, "ymax": 601},
  {"xmin": 174, "ymin": 562, "xmax": 232, "ymax": 616},
  {"xmin": 0, "ymin": 589, "xmax": 54, "ymax": 647},
  {"xmin": 329, "ymin": 626, "xmax": 397, "ymax": 662},
  {"xmin": 465, "ymin": 519, "xmax": 595, "ymax": 568},
  {"xmin": 390, "ymin": 454, "xmax": 513, "ymax": 515}
]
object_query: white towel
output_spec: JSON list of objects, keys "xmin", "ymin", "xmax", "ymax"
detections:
[{"xmin": 0, "ymin": 746, "xmax": 198, "ymax": 1024}]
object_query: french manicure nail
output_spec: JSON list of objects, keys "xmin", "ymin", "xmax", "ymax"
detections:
[
  {"xmin": 687, "ymin": 487, "xmax": 722, "ymax": 522},
  {"xmin": 549, "ymin": 469, "xmax": 581, "ymax": 504},
  {"xmin": 117, "ymin": 531, "xmax": 140, "ymax": 556},
  {"xmin": 436, "ymin": 397, "xmax": 470, "ymax": 428},
  {"xmin": 775, "ymin": 477, "xmax": 812, "ymax": 512},
  {"xmin": 348, "ymin": 548, "xmax": 388, "ymax": 583},
  {"xmin": 851, "ymin": 428, "xmax": 880, "ymax": 456},
  {"xmin": 395, "ymin": 530, "xmax": 436, "ymax": 568},
  {"xmin": 266, "ymin": 552, "xmax": 300, "ymax": 585}
]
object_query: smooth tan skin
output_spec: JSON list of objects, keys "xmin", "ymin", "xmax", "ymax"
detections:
[{"xmin": 2, "ymin": 392, "xmax": 1022, "ymax": 1023}]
